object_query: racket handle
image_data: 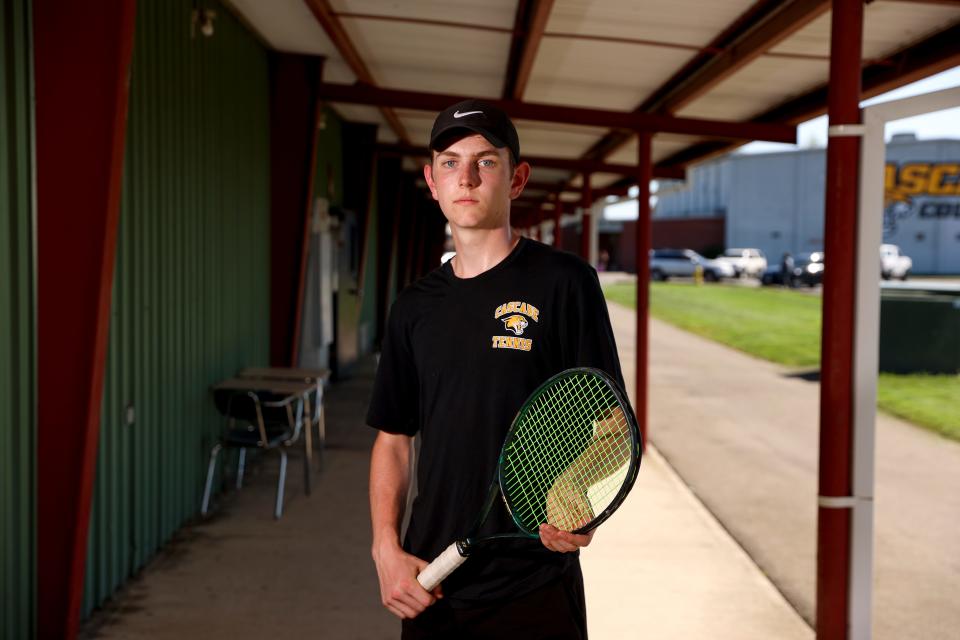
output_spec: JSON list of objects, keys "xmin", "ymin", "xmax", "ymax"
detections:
[{"xmin": 417, "ymin": 542, "xmax": 467, "ymax": 591}]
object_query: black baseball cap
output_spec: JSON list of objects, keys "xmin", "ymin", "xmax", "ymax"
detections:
[{"xmin": 429, "ymin": 99, "xmax": 520, "ymax": 163}]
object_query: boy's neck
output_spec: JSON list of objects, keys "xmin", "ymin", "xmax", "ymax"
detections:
[{"xmin": 450, "ymin": 226, "xmax": 519, "ymax": 279}]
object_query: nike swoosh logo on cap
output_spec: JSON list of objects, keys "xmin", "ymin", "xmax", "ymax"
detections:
[{"xmin": 453, "ymin": 110, "xmax": 483, "ymax": 118}]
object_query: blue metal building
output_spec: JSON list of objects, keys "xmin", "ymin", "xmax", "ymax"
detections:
[{"xmin": 656, "ymin": 135, "xmax": 960, "ymax": 274}]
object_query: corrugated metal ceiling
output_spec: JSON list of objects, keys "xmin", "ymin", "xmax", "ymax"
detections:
[{"xmin": 226, "ymin": 0, "xmax": 960, "ymax": 192}]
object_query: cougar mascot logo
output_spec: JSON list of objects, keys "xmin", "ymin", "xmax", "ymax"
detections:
[
  {"xmin": 502, "ymin": 314, "xmax": 529, "ymax": 336},
  {"xmin": 492, "ymin": 301, "xmax": 540, "ymax": 351}
]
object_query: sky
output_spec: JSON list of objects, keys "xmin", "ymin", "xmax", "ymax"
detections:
[
  {"xmin": 738, "ymin": 66, "xmax": 960, "ymax": 154},
  {"xmin": 605, "ymin": 66, "xmax": 960, "ymax": 219}
]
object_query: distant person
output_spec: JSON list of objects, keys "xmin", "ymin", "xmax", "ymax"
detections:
[
  {"xmin": 780, "ymin": 252, "xmax": 795, "ymax": 288},
  {"xmin": 597, "ymin": 249, "xmax": 610, "ymax": 272}
]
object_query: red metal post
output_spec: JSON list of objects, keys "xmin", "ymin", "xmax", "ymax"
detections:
[
  {"xmin": 635, "ymin": 133, "xmax": 653, "ymax": 450},
  {"xmin": 817, "ymin": 0, "xmax": 864, "ymax": 638},
  {"xmin": 34, "ymin": 1, "xmax": 137, "ymax": 637},
  {"xmin": 553, "ymin": 197, "xmax": 563, "ymax": 248},
  {"xmin": 269, "ymin": 54, "xmax": 324, "ymax": 366},
  {"xmin": 290, "ymin": 100, "xmax": 324, "ymax": 366},
  {"xmin": 532, "ymin": 202, "xmax": 544, "ymax": 241},
  {"xmin": 580, "ymin": 173, "xmax": 593, "ymax": 262}
]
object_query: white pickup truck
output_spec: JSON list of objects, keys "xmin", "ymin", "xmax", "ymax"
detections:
[
  {"xmin": 880, "ymin": 244, "xmax": 912, "ymax": 280},
  {"xmin": 716, "ymin": 248, "xmax": 768, "ymax": 278}
]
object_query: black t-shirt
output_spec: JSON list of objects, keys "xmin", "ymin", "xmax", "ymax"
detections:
[{"xmin": 366, "ymin": 237, "xmax": 625, "ymax": 606}]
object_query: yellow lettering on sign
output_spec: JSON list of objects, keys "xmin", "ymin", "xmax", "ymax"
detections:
[
  {"xmin": 899, "ymin": 163, "xmax": 929, "ymax": 196},
  {"xmin": 929, "ymin": 163, "xmax": 959, "ymax": 196},
  {"xmin": 884, "ymin": 164, "xmax": 896, "ymax": 193}
]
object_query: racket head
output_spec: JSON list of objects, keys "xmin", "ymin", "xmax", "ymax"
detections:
[{"xmin": 497, "ymin": 368, "xmax": 642, "ymax": 537}]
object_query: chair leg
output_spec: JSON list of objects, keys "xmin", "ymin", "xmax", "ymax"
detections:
[
  {"xmin": 302, "ymin": 397, "xmax": 312, "ymax": 497},
  {"xmin": 201, "ymin": 443, "xmax": 223, "ymax": 515},
  {"xmin": 236, "ymin": 447, "xmax": 247, "ymax": 490},
  {"xmin": 275, "ymin": 449, "xmax": 288, "ymax": 519},
  {"xmin": 317, "ymin": 406, "xmax": 326, "ymax": 471},
  {"xmin": 303, "ymin": 444, "xmax": 312, "ymax": 497}
]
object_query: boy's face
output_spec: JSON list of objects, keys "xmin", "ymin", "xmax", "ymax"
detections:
[{"xmin": 423, "ymin": 133, "xmax": 529, "ymax": 232}]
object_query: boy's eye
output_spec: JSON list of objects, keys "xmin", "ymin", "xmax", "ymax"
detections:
[
  {"xmin": 441, "ymin": 160, "xmax": 456, "ymax": 168},
  {"xmin": 479, "ymin": 159, "xmax": 495, "ymax": 168}
]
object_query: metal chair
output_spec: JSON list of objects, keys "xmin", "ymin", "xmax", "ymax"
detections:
[
  {"xmin": 237, "ymin": 367, "xmax": 329, "ymax": 473},
  {"xmin": 202, "ymin": 389, "xmax": 304, "ymax": 519}
]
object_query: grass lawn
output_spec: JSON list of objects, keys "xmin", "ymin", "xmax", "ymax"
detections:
[{"xmin": 603, "ymin": 281, "xmax": 960, "ymax": 441}]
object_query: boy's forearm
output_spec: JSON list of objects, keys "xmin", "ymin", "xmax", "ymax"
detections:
[{"xmin": 369, "ymin": 432, "xmax": 412, "ymax": 554}]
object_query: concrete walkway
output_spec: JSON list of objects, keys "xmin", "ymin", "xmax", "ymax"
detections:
[
  {"xmin": 82, "ymin": 342, "xmax": 814, "ymax": 639},
  {"xmin": 602, "ymin": 274, "xmax": 960, "ymax": 639}
]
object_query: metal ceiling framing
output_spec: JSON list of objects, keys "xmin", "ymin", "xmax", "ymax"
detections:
[
  {"xmin": 611, "ymin": 19, "xmax": 960, "ymax": 193},
  {"xmin": 303, "ymin": 0, "xmax": 410, "ymax": 143},
  {"xmin": 579, "ymin": 0, "xmax": 831, "ymax": 164},
  {"xmin": 237, "ymin": 0, "xmax": 960, "ymax": 208},
  {"xmin": 503, "ymin": 0, "xmax": 555, "ymax": 99}
]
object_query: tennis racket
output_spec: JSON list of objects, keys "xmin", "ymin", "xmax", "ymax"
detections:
[{"xmin": 416, "ymin": 367, "xmax": 642, "ymax": 591}]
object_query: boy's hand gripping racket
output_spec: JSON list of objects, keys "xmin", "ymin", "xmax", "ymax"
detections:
[{"xmin": 416, "ymin": 367, "xmax": 643, "ymax": 591}]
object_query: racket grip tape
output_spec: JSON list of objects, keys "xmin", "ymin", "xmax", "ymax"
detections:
[{"xmin": 416, "ymin": 542, "xmax": 467, "ymax": 591}]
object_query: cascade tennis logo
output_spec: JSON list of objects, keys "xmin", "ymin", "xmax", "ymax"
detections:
[
  {"xmin": 884, "ymin": 161, "xmax": 960, "ymax": 234},
  {"xmin": 491, "ymin": 301, "xmax": 540, "ymax": 351}
]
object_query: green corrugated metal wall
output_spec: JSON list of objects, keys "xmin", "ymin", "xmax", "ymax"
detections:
[
  {"xmin": 0, "ymin": 1, "xmax": 36, "ymax": 639},
  {"xmin": 81, "ymin": 0, "xmax": 271, "ymax": 616}
]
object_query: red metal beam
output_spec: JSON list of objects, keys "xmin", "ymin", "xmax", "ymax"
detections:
[
  {"xmin": 879, "ymin": 0, "xmax": 960, "ymax": 4},
  {"xmin": 635, "ymin": 132, "xmax": 653, "ymax": 452},
  {"xmin": 644, "ymin": 0, "xmax": 829, "ymax": 115},
  {"xmin": 311, "ymin": 9, "xmax": 856, "ymax": 62},
  {"xmin": 512, "ymin": 3, "xmax": 822, "ymax": 201},
  {"xmin": 503, "ymin": 0, "xmax": 554, "ymax": 100},
  {"xmin": 304, "ymin": 0, "xmax": 410, "ymax": 144},
  {"xmin": 553, "ymin": 197, "xmax": 563, "ymax": 248},
  {"xmin": 524, "ymin": 179, "xmax": 580, "ymax": 193},
  {"xmin": 579, "ymin": 0, "xmax": 825, "ymax": 163},
  {"xmin": 318, "ymin": 81, "xmax": 796, "ymax": 142},
  {"xmin": 34, "ymin": 1, "xmax": 136, "ymax": 637},
  {"xmin": 377, "ymin": 143, "xmax": 687, "ymax": 180},
  {"xmin": 656, "ymin": 22, "xmax": 960, "ymax": 171},
  {"xmin": 817, "ymin": 1, "xmax": 863, "ymax": 638}
]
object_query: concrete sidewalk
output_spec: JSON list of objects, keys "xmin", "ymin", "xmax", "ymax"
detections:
[
  {"xmin": 601, "ymin": 273, "xmax": 960, "ymax": 639},
  {"xmin": 82, "ymin": 354, "xmax": 812, "ymax": 639}
]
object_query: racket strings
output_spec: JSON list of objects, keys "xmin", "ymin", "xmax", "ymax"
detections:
[
  {"xmin": 505, "ymin": 382, "xmax": 593, "ymax": 525},
  {"xmin": 512, "ymin": 377, "xmax": 630, "ymax": 530},
  {"xmin": 502, "ymin": 373, "xmax": 634, "ymax": 532}
]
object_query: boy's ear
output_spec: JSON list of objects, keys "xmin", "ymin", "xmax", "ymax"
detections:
[
  {"xmin": 423, "ymin": 162, "xmax": 439, "ymax": 201},
  {"xmin": 510, "ymin": 161, "xmax": 531, "ymax": 200}
]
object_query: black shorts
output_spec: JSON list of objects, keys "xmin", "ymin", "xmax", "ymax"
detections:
[{"xmin": 401, "ymin": 564, "xmax": 587, "ymax": 640}]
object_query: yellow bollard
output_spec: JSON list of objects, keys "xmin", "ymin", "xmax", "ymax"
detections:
[{"xmin": 694, "ymin": 264, "xmax": 704, "ymax": 286}]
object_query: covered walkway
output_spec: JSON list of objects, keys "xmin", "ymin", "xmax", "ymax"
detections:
[
  {"xmin": 79, "ymin": 357, "xmax": 811, "ymax": 640},
  {"xmin": 7, "ymin": 2, "xmax": 959, "ymax": 638}
]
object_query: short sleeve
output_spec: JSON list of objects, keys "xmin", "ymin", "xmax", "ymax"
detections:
[
  {"xmin": 560, "ymin": 265, "xmax": 626, "ymax": 390},
  {"xmin": 366, "ymin": 299, "xmax": 420, "ymax": 436}
]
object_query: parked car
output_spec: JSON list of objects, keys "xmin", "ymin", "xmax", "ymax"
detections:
[
  {"xmin": 650, "ymin": 248, "xmax": 736, "ymax": 282},
  {"xmin": 716, "ymin": 247, "xmax": 767, "ymax": 278},
  {"xmin": 761, "ymin": 251, "xmax": 824, "ymax": 287},
  {"xmin": 880, "ymin": 244, "xmax": 912, "ymax": 280}
]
